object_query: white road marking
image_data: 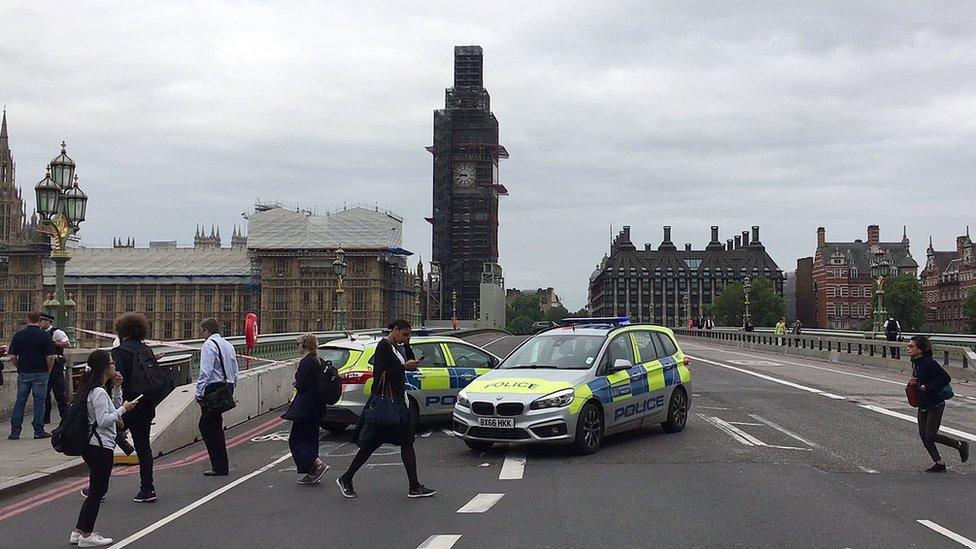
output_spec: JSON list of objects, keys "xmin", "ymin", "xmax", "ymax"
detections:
[
  {"xmin": 482, "ymin": 335, "xmax": 512, "ymax": 348},
  {"xmin": 749, "ymin": 414, "xmax": 820, "ymax": 448},
  {"xmin": 689, "ymin": 355, "xmax": 847, "ymax": 401},
  {"xmin": 457, "ymin": 493, "xmax": 505, "ymax": 513},
  {"xmin": 859, "ymin": 405, "xmax": 976, "ymax": 442},
  {"xmin": 697, "ymin": 414, "xmax": 755, "ymax": 446},
  {"xmin": 917, "ymin": 520, "xmax": 976, "ymax": 547},
  {"xmin": 858, "ymin": 466, "xmax": 879, "ymax": 473},
  {"xmin": 499, "ymin": 450, "xmax": 526, "ymax": 480},
  {"xmin": 421, "ymin": 430, "xmax": 433, "ymax": 437},
  {"xmin": 417, "ymin": 534, "xmax": 463, "ymax": 549},
  {"xmin": 111, "ymin": 453, "xmax": 292, "ymax": 548},
  {"xmin": 709, "ymin": 416, "xmax": 810, "ymax": 450},
  {"xmin": 727, "ymin": 421, "xmax": 764, "ymax": 426},
  {"xmin": 696, "ymin": 405, "xmax": 730, "ymax": 410},
  {"xmin": 441, "ymin": 428, "xmax": 456, "ymax": 437}
]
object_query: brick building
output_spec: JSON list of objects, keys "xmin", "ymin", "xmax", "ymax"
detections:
[
  {"xmin": 921, "ymin": 230, "xmax": 976, "ymax": 332},
  {"xmin": 589, "ymin": 225, "xmax": 784, "ymax": 326},
  {"xmin": 812, "ymin": 225, "xmax": 917, "ymax": 329}
]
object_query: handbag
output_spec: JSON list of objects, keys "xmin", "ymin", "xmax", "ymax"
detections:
[
  {"xmin": 938, "ymin": 383, "xmax": 955, "ymax": 400},
  {"xmin": 200, "ymin": 341, "xmax": 237, "ymax": 415},
  {"xmin": 362, "ymin": 373, "xmax": 405, "ymax": 426},
  {"xmin": 906, "ymin": 378, "xmax": 919, "ymax": 408}
]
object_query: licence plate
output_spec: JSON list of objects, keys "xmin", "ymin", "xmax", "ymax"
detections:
[{"xmin": 478, "ymin": 417, "xmax": 514, "ymax": 428}]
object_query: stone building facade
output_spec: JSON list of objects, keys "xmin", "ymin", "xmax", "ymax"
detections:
[
  {"xmin": 921, "ymin": 230, "xmax": 976, "ymax": 332},
  {"xmin": 589, "ymin": 225, "xmax": 784, "ymax": 326},
  {"xmin": 811, "ymin": 225, "xmax": 918, "ymax": 330}
]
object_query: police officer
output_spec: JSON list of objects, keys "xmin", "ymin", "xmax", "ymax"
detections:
[{"xmin": 39, "ymin": 313, "xmax": 70, "ymax": 425}]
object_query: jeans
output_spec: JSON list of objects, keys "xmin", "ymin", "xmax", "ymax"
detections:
[
  {"xmin": 123, "ymin": 409, "xmax": 155, "ymax": 491},
  {"xmin": 10, "ymin": 372, "xmax": 49, "ymax": 437},
  {"xmin": 918, "ymin": 402, "xmax": 961, "ymax": 462},
  {"xmin": 76, "ymin": 445, "xmax": 113, "ymax": 533}
]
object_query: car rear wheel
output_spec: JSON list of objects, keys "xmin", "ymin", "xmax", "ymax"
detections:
[
  {"xmin": 572, "ymin": 402, "xmax": 603, "ymax": 455},
  {"xmin": 322, "ymin": 422, "xmax": 347, "ymax": 437},
  {"xmin": 661, "ymin": 387, "xmax": 688, "ymax": 433},
  {"xmin": 464, "ymin": 440, "xmax": 494, "ymax": 452}
]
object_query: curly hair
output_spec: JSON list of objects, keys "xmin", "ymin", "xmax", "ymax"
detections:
[{"xmin": 115, "ymin": 312, "xmax": 148, "ymax": 341}]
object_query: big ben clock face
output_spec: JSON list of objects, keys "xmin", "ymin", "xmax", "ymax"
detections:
[{"xmin": 453, "ymin": 163, "xmax": 476, "ymax": 187}]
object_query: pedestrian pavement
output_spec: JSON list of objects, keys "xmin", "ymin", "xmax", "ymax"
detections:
[{"xmin": 0, "ymin": 409, "xmax": 84, "ymax": 498}]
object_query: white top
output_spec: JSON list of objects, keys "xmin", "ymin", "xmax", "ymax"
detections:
[
  {"xmin": 87, "ymin": 386, "xmax": 125, "ymax": 449},
  {"xmin": 50, "ymin": 329, "xmax": 69, "ymax": 344}
]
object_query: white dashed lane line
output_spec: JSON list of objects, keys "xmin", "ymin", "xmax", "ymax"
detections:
[
  {"xmin": 917, "ymin": 520, "xmax": 976, "ymax": 548},
  {"xmin": 499, "ymin": 450, "xmax": 526, "ymax": 480},
  {"xmin": 417, "ymin": 534, "xmax": 462, "ymax": 549},
  {"xmin": 457, "ymin": 493, "xmax": 505, "ymax": 513}
]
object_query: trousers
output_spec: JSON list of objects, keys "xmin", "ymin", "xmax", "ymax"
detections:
[
  {"xmin": 76, "ymin": 445, "xmax": 113, "ymax": 533},
  {"xmin": 199, "ymin": 407, "xmax": 228, "ymax": 474}
]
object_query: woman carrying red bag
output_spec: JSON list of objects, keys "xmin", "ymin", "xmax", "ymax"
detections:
[{"xmin": 908, "ymin": 336, "xmax": 969, "ymax": 472}]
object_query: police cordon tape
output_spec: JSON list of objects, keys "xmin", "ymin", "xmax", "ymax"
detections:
[{"xmin": 74, "ymin": 328, "xmax": 293, "ymax": 368}]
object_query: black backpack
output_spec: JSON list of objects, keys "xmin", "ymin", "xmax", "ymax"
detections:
[
  {"xmin": 125, "ymin": 345, "xmax": 175, "ymax": 406},
  {"xmin": 51, "ymin": 395, "xmax": 97, "ymax": 456},
  {"xmin": 316, "ymin": 359, "xmax": 341, "ymax": 405}
]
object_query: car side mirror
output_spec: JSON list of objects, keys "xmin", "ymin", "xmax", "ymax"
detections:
[
  {"xmin": 611, "ymin": 359, "xmax": 633, "ymax": 372},
  {"xmin": 491, "ymin": 356, "xmax": 501, "ymax": 369}
]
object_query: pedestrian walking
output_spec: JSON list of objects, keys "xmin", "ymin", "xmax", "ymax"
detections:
[
  {"xmin": 908, "ymin": 336, "xmax": 969, "ymax": 472},
  {"xmin": 70, "ymin": 349, "xmax": 138, "ymax": 547},
  {"xmin": 7, "ymin": 311, "xmax": 55, "ymax": 440},
  {"xmin": 337, "ymin": 319, "xmax": 435, "ymax": 499},
  {"xmin": 774, "ymin": 317, "xmax": 787, "ymax": 345},
  {"xmin": 196, "ymin": 317, "xmax": 239, "ymax": 477},
  {"xmin": 703, "ymin": 317, "xmax": 715, "ymax": 330},
  {"xmin": 111, "ymin": 313, "xmax": 159, "ymax": 502},
  {"xmin": 884, "ymin": 316, "xmax": 902, "ymax": 359},
  {"xmin": 282, "ymin": 333, "xmax": 328, "ymax": 485},
  {"xmin": 744, "ymin": 320, "xmax": 755, "ymax": 332},
  {"xmin": 791, "ymin": 319, "xmax": 802, "ymax": 335},
  {"xmin": 39, "ymin": 313, "xmax": 71, "ymax": 425}
]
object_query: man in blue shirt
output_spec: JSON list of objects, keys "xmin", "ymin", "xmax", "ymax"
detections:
[
  {"xmin": 7, "ymin": 312, "xmax": 56, "ymax": 439},
  {"xmin": 195, "ymin": 317, "xmax": 239, "ymax": 476}
]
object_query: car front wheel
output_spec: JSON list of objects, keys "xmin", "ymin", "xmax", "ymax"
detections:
[{"xmin": 572, "ymin": 402, "xmax": 603, "ymax": 455}]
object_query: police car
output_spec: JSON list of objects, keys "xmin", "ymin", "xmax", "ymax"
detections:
[
  {"xmin": 319, "ymin": 333, "xmax": 501, "ymax": 435},
  {"xmin": 453, "ymin": 320, "xmax": 691, "ymax": 454}
]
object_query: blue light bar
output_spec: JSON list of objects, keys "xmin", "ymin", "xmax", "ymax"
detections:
[{"xmin": 559, "ymin": 316, "xmax": 630, "ymax": 326}]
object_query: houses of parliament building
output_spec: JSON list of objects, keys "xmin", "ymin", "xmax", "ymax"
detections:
[{"xmin": 0, "ymin": 111, "xmax": 419, "ymax": 347}]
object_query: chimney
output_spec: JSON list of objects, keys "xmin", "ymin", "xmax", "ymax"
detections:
[
  {"xmin": 957, "ymin": 235, "xmax": 968, "ymax": 253},
  {"xmin": 644, "ymin": 244, "xmax": 652, "ymax": 251},
  {"xmin": 751, "ymin": 226, "xmax": 760, "ymax": 245},
  {"xmin": 817, "ymin": 227, "xmax": 826, "ymax": 248},
  {"xmin": 734, "ymin": 235, "xmax": 742, "ymax": 249},
  {"xmin": 623, "ymin": 225, "xmax": 631, "ymax": 241},
  {"xmin": 726, "ymin": 239, "xmax": 734, "ymax": 251},
  {"xmin": 742, "ymin": 231, "xmax": 750, "ymax": 247},
  {"xmin": 685, "ymin": 243, "xmax": 692, "ymax": 251},
  {"xmin": 663, "ymin": 226, "xmax": 672, "ymax": 243},
  {"xmin": 711, "ymin": 226, "xmax": 719, "ymax": 243},
  {"xmin": 867, "ymin": 225, "xmax": 880, "ymax": 246}
]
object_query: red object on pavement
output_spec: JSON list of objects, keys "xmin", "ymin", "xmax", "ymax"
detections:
[{"xmin": 244, "ymin": 313, "xmax": 259, "ymax": 369}]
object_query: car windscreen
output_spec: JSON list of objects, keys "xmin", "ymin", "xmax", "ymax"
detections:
[
  {"xmin": 500, "ymin": 335, "xmax": 605, "ymax": 370},
  {"xmin": 317, "ymin": 347, "xmax": 354, "ymax": 369}
]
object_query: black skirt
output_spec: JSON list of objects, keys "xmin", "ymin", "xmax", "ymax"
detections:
[{"xmin": 353, "ymin": 395, "xmax": 414, "ymax": 447}]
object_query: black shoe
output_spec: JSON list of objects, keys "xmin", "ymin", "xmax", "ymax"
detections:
[
  {"xmin": 34, "ymin": 431, "xmax": 52, "ymax": 439},
  {"xmin": 960, "ymin": 441, "xmax": 970, "ymax": 464},
  {"xmin": 310, "ymin": 463, "xmax": 329, "ymax": 484},
  {"xmin": 81, "ymin": 487, "xmax": 106, "ymax": 502},
  {"xmin": 133, "ymin": 489, "xmax": 157, "ymax": 503},
  {"xmin": 116, "ymin": 435, "xmax": 135, "ymax": 456},
  {"xmin": 336, "ymin": 477, "xmax": 357, "ymax": 498},
  {"xmin": 925, "ymin": 463, "xmax": 947, "ymax": 473},
  {"xmin": 203, "ymin": 470, "xmax": 228, "ymax": 477},
  {"xmin": 408, "ymin": 485, "xmax": 436, "ymax": 498},
  {"xmin": 7, "ymin": 433, "xmax": 19, "ymax": 440}
]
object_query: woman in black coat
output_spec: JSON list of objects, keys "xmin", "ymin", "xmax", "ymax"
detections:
[
  {"xmin": 909, "ymin": 336, "xmax": 969, "ymax": 472},
  {"xmin": 336, "ymin": 320, "xmax": 435, "ymax": 498},
  {"xmin": 283, "ymin": 333, "xmax": 328, "ymax": 485}
]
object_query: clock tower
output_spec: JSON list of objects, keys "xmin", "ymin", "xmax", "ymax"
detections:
[{"xmin": 427, "ymin": 46, "xmax": 508, "ymax": 321}]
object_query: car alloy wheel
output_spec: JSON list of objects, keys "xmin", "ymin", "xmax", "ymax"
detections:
[{"xmin": 573, "ymin": 402, "xmax": 603, "ymax": 454}]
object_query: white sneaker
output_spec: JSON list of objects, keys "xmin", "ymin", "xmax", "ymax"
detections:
[
  {"xmin": 69, "ymin": 530, "xmax": 81, "ymax": 544},
  {"xmin": 78, "ymin": 533, "xmax": 113, "ymax": 547}
]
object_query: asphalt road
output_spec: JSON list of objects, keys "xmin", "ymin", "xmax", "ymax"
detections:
[{"xmin": 2, "ymin": 336, "xmax": 975, "ymax": 548}]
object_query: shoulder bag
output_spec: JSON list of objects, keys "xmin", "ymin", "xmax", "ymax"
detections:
[
  {"xmin": 200, "ymin": 341, "xmax": 237, "ymax": 415},
  {"xmin": 362, "ymin": 373, "xmax": 404, "ymax": 426}
]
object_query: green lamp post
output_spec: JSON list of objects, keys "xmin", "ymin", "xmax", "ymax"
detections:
[
  {"xmin": 870, "ymin": 249, "xmax": 889, "ymax": 333},
  {"xmin": 34, "ymin": 142, "xmax": 87, "ymax": 343},
  {"xmin": 742, "ymin": 276, "xmax": 752, "ymax": 328},
  {"xmin": 413, "ymin": 276, "xmax": 422, "ymax": 327},
  {"xmin": 332, "ymin": 248, "xmax": 347, "ymax": 331}
]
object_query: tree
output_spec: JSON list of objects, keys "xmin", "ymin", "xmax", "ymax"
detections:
[
  {"xmin": 881, "ymin": 275, "xmax": 925, "ymax": 331},
  {"xmin": 507, "ymin": 315, "xmax": 534, "ymax": 335},
  {"xmin": 963, "ymin": 287, "xmax": 976, "ymax": 333},
  {"xmin": 544, "ymin": 304, "xmax": 570, "ymax": 322},
  {"xmin": 506, "ymin": 296, "xmax": 543, "ymax": 334},
  {"xmin": 749, "ymin": 276, "xmax": 786, "ymax": 327},
  {"xmin": 712, "ymin": 283, "xmax": 744, "ymax": 327}
]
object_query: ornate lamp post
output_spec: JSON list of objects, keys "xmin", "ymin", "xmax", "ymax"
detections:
[
  {"xmin": 870, "ymin": 249, "xmax": 889, "ymax": 333},
  {"xmin": 35, "ymin": 143, "xmax": 87, "ymax": 343},
  {"xmin": 332, "ymin": 248, "xmax": 347, "ymax": 330},
  {"xmin": 413, "ymin": 276, "xmax": 422, "ymax": 327},
  {"xmin": 742, "ymin": 276, "xmax": 752, "ymax": 327}
]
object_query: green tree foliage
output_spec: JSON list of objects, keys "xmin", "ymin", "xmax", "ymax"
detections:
[
  {"xmin": 507, "ymin": 315, "xmax": 535, "ymax": 335},
  {"xmin": 962, "ymin": 287, "xmax": 976, "ymax": 333},
  {"xmin": 711, "ymin": 277, "xmax": 785, "ymax": 327},
  {"xmin": 881, "ymin": 275, "xmax": 925, "ymax": 331},
  {"xmin": 545, "ymin": 305, "xmax": 571, "ymax": 323},
  {"xmin": 506, "ymin": 296, "xmax": 543, "ymax": 334}
]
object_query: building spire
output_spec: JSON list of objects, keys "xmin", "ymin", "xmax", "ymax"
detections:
[{"xmin": 0, "ymin": 107, "xmax": 7, "ymax": 140}]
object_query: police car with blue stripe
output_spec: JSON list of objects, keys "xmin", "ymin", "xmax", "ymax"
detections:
[{"xmin": 453, "ymin": 319, "xmax": 691, "ymax": 454}]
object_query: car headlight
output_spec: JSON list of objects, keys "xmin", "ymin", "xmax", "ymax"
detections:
[
  {"xmin": 529, "ymin": 388, "xmax": 575, "ymax": 410},
  {"xmin": 457, "ymin": 390, "xmax": 470, "ymax": 409}
]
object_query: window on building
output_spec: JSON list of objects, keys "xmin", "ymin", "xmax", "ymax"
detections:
[
  {"xmin": 123, "ymin": 290, "xmax": 135, "ymax": 311},
  {"xmin": 203, "ymin": 292, "xmax": 214, "ymax": 313},
  {"xmin": 827, "ymin": 287, "xmax": 835, "ymax": 298},
  {"xmin": 354, "ymin": 258, "xmax": 366, "ymax": 275},
  {"xmin": 275, "ymin": 259, "xmax": 286, "ymax": 277},
  {"xmin": 145, "ymin": 292, "xmax": 155, "ymax": 312},
  {"xmin": 183, "ymin": 321, "xmax": 194, "ymax": 339},
  {"xmin": 182, "ymin": 293, "xmax": 194, "ymax": 312},
  {"xmin": 163, "ymin": 321, "xmax": 173, "ymax": 340},
  {"xmin": 84, "ymin": 293, "xmax": 95, "ymax": 312},
  {"xmin": 352, "ymin": 289, "xmax": 366, "ymax": 311},
  {"xmin": 223, "ymin": 292, "xmax": 234, "ymax": 312},
  {"xmin": 163, "ymin": 292, "xmax": 175, "ymax": 312},
  {"xmin": 105, "ymin": 292, "xmax": 116, "ymax": 313},
  {"xmin": 18, "ymin": 291, "xmax": 31, "ymax": 312},
  {"xmin": 273, "ymin": 290, "xmax": 287, "ymax": 311}
]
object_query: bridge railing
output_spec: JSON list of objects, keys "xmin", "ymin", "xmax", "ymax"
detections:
[{"xmin": 674, "ymin": 328, "xmax": 976, "ymax": 375}]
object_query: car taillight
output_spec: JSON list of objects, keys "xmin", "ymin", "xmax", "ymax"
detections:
[
  {"xmin": 682, "ymin": 356, "xmax": 691, "ymax": 368},
  {"xmin": 341, "ymin": 371, "xmax": 372, "ymax": 385}
]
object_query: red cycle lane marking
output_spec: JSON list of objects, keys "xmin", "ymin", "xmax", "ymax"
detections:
[{"xmin": 0, "ymin": 417, "xmax": 284, "ymax": 522}]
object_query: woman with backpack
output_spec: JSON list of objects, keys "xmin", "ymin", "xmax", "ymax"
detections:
[
  {"xmin": 70, "ymin": 350, "xmax": 138, "ymax": 547},
  {"xmin": 908, "ymin": 335, "xmax": 969, "ymax": 472},
  {"xmin": 283, "ymin": 333, "xmax": 328, "ymax": 485}
]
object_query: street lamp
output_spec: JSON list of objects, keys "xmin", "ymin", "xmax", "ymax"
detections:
[
  {"xmin": 35, "ymin": 142, "xmax": 87, "ymax": 343},
  {"xmin": 451, "ymin": 290, "xmax": 458, "ymax": 329},
  {"xmin": 332, "ymin": 248, "xmax": 347, "ymax": 330},
  {"xmin": 413, "ymin": 276, "xmax": 422, "ymax": 327},
  {"xmin": 870, "ymin": 249, "xmax": 889, "ymax": 333},
  {"xmin": 742, "ymin": 276, "xmax": 752, "ymax": 328},
  {"xmin": 682, "ymin": 294, "xmax": 690, "ymax": 328}
]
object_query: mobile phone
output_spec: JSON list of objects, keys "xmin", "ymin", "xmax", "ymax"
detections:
[
  {"xmin": 131, "ymin": 394, "xmax": 144, "ymax": 403},
  {"xmin": 417, "ymin": 355, "xmax": 426, "ymax": 363}
]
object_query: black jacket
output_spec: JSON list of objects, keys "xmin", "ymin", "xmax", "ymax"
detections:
[
  {"xmin": 913, "ymin": 356, "xmax": 951, "ymax": 409},
  {"xmin": 372, "ymin": 338, "xmax": 414, "ymax": 399},
  {"xmin": 282, "ymin": 355, "xmax": 322, "ymax": 423},
  {"xmin": 112, "ymin": 338, "xmax": 157, "ymax": 420}
]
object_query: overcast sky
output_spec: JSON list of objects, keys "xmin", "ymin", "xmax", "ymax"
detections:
[{"xmin": 3, "ymin": 1, "xmax": 975, "ymax": 309}]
